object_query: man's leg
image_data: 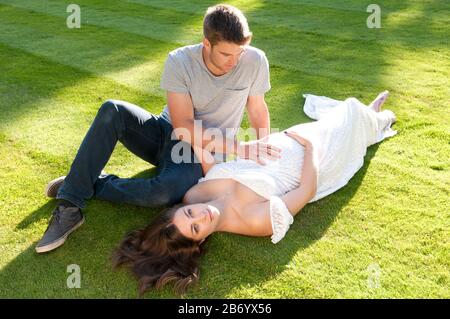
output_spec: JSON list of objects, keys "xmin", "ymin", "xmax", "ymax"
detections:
[
  {"xmin": 93, "ymin": 139, "xmax": 203, "ymax": 207},
  {"xmin": 36, "ymin": 99, "xmax": 167, "ymax": 253},
  {"xmin": 57, "ymin": 99, "xmax": 167, "ymax": 208}
]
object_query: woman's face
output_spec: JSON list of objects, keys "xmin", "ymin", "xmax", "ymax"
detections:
[{"xmin": 172, "ymin": 203, "xmax": 221, "ymax": 241}]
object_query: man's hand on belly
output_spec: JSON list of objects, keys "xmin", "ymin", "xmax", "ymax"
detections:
[{"xmin": 236, "ymin": 140, "xmax": 282, "ymax": 165}]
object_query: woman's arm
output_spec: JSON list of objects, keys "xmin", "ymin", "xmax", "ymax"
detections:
[
  {"xmin": 241, "ymin": 132, "xmax": 319, "ymax": 237},
  {"xmin": 281, "ymin": 131, "xmax": 319, "ymax": 216}
]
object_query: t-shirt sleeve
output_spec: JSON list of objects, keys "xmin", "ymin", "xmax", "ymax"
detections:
[
  {"xmin": 160, "ymin": 54, "xmax": 189, "ymax": 94},
  {"xmin": 249, "ymin": 53, "xmax": 271, "ymax": 96}
]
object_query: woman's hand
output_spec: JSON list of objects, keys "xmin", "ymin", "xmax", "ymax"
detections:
[
  {"xmin": 284, "ymin": 131, "xmax": 313, "ymax": 149},
  {"xmin": 283, "ymin": 130, "xmax": 319, "ymax": 207}
]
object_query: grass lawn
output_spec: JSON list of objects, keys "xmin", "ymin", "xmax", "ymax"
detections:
[{"xmin": 0, "ymin": 0, "xmax": 448, "ymax": 298}]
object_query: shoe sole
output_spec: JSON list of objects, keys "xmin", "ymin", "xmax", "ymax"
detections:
[
  {"xmin": 45, "ymin": 176, "xmax": 66, "ymax": 198},
  {"xmin": 35, "ymin": 216, "xmax": 85, "ymax": 254}
]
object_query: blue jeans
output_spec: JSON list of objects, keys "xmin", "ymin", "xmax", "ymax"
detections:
[{"xmin": 56, "ymin": 100, "xmax": 203, "ymax": 209}]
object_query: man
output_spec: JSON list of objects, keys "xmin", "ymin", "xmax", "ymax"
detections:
[{"xmin": 35, "ymin": 4, "xmax": 280, "ymax": 253}]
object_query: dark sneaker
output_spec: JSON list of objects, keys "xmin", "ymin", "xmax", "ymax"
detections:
[
  {"xmin": 45, "ymin": 170, "xmax": 107, "ymax": 198},
  {"xmin": 45, "ymin": 176, "xmax": 66, "ymax": 198},
  {"xmin": 35, "ymin": 204, "xmax": 85, "ymax": 253}
]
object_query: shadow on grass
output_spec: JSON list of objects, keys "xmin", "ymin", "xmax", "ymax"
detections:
[
  {"xmin": 14, "ymin": 168, "xmax": 160, "ymax": 231},
  {"xmin": 0, "ymin": 167, "xmax": 172, "ymax": 298}
]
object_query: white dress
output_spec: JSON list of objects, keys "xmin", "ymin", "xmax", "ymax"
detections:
[{"xmin": 198, "ymin": 95, "xmax": 397, "ymax": 243}]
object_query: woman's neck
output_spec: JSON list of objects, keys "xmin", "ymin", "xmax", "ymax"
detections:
[{"xmin": 207, "ymin": 196, "xmax": 238, "ymax": 233}]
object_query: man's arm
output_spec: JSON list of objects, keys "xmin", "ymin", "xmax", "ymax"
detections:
[
  {"xmin": 246, "ymin": 95, "xmax": 270, "ymax": 139},
  {"xmin": 167, "ymin": 92, "xmax": 236, "ymax": 154},
  {"xmin": 167, "ymin": 91, "xmax": 281, "ymax": 166}
]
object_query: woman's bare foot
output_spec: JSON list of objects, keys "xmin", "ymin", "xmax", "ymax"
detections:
[
  {"xmin": 369, "ymin": 90, "xmax": 389, "ymax": 112},
  {"xmin": 384, "ymin": 110, "xmax": 397, "ymax": 125}
]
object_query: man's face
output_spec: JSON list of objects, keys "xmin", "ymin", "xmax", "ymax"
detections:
[{"xmin": 203, "ymin": 39, "xmax": 247, "ymax": 74}]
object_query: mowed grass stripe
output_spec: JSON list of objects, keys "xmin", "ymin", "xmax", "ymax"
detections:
[
  {"xmin": 0, "ymin": 8, "xmax": 447, "ymax": 169},
  {"xmin": 1, "ymin": 1, "xmax": 448, "ymax": 103},
  {"xmin": 0, "ymin": 1, "xmax": 446, "ymax": 172},
  {"xmin": 128, "ymin": 0, "xmax": 450, "ymax": 48},
  {"xmin": 0, "ymin": 0, "xmax": 204, "ymax": 46},
  {"xmin": 0, "ymin": 42, "xmax": 165, "ymax": 171},
  {"xmin": 0, "ymin": 1, "xmax": 388, "ymax": 88},
  {"xmin": 0, "ymin": 4, "xmax": 387, "ymax": 111},
  {"xmin": 4, "ymin": 0, "xmax": 448, "ymax": 63},
  {"xmin": 0, "ymin": 4, "xmax": 176, "ymax": 97}
]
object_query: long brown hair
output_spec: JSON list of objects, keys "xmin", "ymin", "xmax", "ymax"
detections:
[{"xmin": 112, "ymin": 204, "xmax": 208, "ymax": 296}]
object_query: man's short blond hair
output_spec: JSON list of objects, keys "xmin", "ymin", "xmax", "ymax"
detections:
[{"xmin": 203, "ymin": 4, "xmax": 252, "ymax": 46}]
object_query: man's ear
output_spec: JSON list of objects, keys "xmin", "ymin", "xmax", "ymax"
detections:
[{"xmin": 203, "ymin": 38, "xmax": 211, "ymax": 50}]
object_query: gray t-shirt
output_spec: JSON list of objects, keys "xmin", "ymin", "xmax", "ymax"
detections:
[{"xmin": 160, "ymin": 43, "xmax": 271, "ymax": 139}]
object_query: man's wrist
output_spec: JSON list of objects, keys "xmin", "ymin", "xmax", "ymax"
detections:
[
  {"xmin": 234, "ymin": 139, "xmax": 241, "ymax": 156},
  {"xmin": 228, "ymin": 138, "xmax": 239, "ymax": 156},
  {"xmin": 257, "ymin": 127, "xmax": 270, "ymax": 140}
]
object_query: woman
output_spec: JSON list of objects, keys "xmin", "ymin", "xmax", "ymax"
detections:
[{"xmin": 112, "ymin": 91, "xmax": 396, "ymax": 295}]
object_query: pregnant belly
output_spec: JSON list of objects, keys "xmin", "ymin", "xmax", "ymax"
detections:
[
  {"xmin": 195, "ymin": 132, "xmax": 307, "ymax": 201},
  {"xmin": 265, "ymin": 132, "xmax": 304, "ymax": 176}
]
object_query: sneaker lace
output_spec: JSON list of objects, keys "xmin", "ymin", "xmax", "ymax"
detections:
[{"xmin": 44, "ymin": 206, "xmax": 63, "ymax": 232}]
